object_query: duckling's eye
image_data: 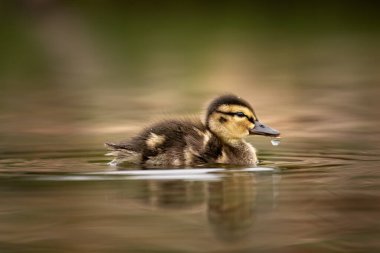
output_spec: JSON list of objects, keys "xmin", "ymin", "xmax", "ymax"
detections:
[{"xmin": 235, "ymin": 112, "xmax": 246, "ymax": 118}]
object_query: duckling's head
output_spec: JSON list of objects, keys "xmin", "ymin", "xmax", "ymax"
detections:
[{"xmin": 205, "ymin": 95, "xmax": 280, "ymax": 143}]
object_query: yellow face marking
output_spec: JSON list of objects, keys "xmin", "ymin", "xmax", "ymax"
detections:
[
  {"xmin": 208, "ymin": 104, "xmax": 257, "ymax": 142},
  {"xmin": 202, "ymin": 131, "xmax": 212, "ymax": 148},
  {"xmin": 217, "ymin": 105, "xmax": 257, "ymax": 120},
  {"xmin": 146, "ymin": 133, "xmax": 166, "ymax": 149}
]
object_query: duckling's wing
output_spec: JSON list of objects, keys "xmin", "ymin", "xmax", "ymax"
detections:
[
  {"xmin": 105, "ymin": 119, "xmax": 215, "ymax": 167},
  {"xmin": 104, "ymin": 120, "xmax": 188, "ymax": 166},
  {"xmin": 137, "ymin": 120, "xmax": 198, "ymax": 166}
]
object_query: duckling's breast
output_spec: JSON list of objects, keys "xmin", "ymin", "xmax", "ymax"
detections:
[{"xmin": 219, "ymin": 141, "xmax": 257, "ymax": 165}]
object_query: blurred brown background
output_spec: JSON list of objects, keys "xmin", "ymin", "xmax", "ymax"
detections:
[{"xmin": 1, "ymin": 0, "xmax": 380, "ymax": 149}]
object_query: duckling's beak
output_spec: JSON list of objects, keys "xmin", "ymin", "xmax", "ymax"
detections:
[{"xmin": 249, "ymin": 121, "xmax": 280, "ymax": 137}]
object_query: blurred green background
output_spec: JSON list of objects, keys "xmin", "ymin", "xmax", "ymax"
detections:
[{"xmin": 1, "ymin": 0, "xmax": 380, "ymax": 148}]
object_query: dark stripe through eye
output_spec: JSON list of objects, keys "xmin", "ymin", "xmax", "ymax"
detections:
[
  {"xmin": 216, "ymin": 110, "xmax": 255, "ymax": 123},
  {"xmin": 235, "ymin": 112, "xmax": 245, "ymax": 117}
]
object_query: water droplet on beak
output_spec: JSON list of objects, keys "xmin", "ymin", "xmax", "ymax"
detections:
[{"xmin": 271, "ymin": 138, "xmax": 281, "ymax": 146}]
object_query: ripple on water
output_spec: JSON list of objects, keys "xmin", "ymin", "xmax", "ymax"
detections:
[
  {"xmin": 259, "ymin": 148, "xmax": 380, "ymax": 172},
  {"xmin": 23, "ymin": 167, "xmax": 275, "ymax": 182},
  {"xmin": 1, "ymin": 146, "xmax": 377, "ymax": 176}
]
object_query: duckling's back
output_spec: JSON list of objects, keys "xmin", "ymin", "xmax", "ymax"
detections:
[{"xmin": 105, "ymin": 119, "xmax": 223, "ymax": 168}]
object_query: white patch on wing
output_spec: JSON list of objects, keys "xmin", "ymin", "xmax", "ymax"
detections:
[
  {"xmin": 146, "ymin": 133, "xmax": 166, "ymax": 149},
  {"xmin": 203, "ymin": 131, "xmax": 212, "ymax": 148},
  {"xmin": 193, "ymin": 127, "xmax": 204, "ymax": 137}
]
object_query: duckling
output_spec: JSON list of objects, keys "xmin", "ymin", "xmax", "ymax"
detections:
[{"xmin": 105, "ymin": 94, "xmax": 280, "ymax": 167}]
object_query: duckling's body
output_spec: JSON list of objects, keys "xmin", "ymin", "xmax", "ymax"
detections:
[{"xmin": 106, "ymin": 95, "xmax": 279, "ymax": 168}]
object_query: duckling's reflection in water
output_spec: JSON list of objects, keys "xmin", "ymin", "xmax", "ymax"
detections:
[
  {"xmin": 136, "ymin": 171, "xmax": 277, "ymax": 241},
  {"xmin": 207, "ymin": 172, "xmax": 257, "ymax": 241},
  {"xmin": 142, "ymin": 180, "xmax": 206, "ymax": 210}
]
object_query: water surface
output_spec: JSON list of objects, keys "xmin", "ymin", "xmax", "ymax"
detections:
[{"xmin": 1, "ymin": 134, "xmax": 380, "ymax": 253}]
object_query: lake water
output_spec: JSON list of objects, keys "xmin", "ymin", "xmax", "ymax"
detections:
[
  {"xmin": 1, "ymin": 2, "xmax": 380, "ymax": 252},
  {"xmin": 1, "ymin": 86, "xmax": 380, "ymax": 253}
]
